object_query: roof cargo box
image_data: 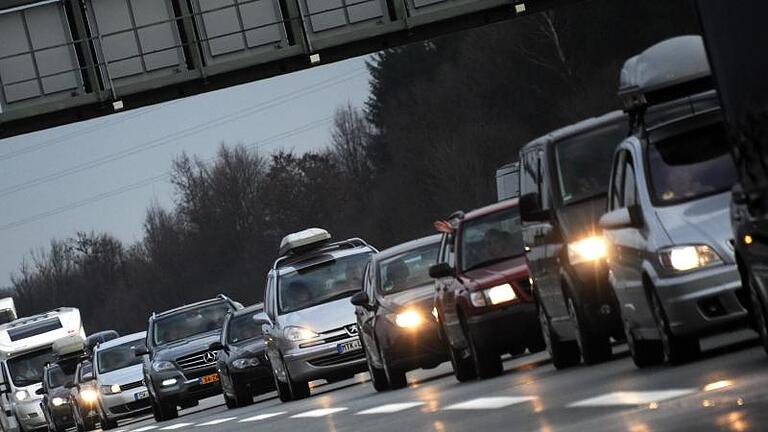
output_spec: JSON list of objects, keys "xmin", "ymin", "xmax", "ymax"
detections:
[
  {"xmin": 279, "ymin": 228, "xmax": 332, "ymax": 256},
  {"xmin": 619, "ymin": 36, "xmax": 713, "ymax": 111},
  {"xmin": 53, "ymin": 335, "xmax": 85, "ymax": 360}
]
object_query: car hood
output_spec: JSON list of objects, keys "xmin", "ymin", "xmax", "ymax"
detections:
[
  {"xmin": 279, "ymin": 297, "xmax": 356, "ymax": 333},
  {"xmin": 98, "ymin": 363, "xmax": 144, "ymax": 386},
  {"xmin": 654, "ymin": 192, "xmax": 734, "ymax": 262},
  {"xmin": 229, "ymin": 339, "xmax": 268, "ymax": 360},
  {"xmin": 460, "ymin": 256, "xmax": 529, "ymax": 291},
  {"xmin": 153, "ymin": 332, "xmax": 221, "ymax": 362},
  {"xmin": 49, "ymin": 386, "xmax": 71, "ymax": 400},
  {"xmin": 379, "ymin": 284, "xmax": 435, "ymax": 313}
]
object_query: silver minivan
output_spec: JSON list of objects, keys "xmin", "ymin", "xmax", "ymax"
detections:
[{"xmin": 263, "ymin": 228, "xmax": 376, "ymax": 402}]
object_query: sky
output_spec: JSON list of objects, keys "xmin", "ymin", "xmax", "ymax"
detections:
[{"xmin": 0, "ymin": 56, "xmax": 372, "ymax": 288}]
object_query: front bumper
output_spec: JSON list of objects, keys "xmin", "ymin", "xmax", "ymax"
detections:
[
  {"xmin": 101, "ymin": 386, "xmax": 152, "ymax": 420},
  {"xmin": 13, "ymin": 399, "xmax": 47, "ymax": 430},
  {"xmin": 49, "ymin": 404, "xmax": 75, "ymax": 428},
  {"xmin": 149, "ymin": 367, "xmax": 222, "ymax": 405},
  {"xmin": 283, "ymin": 336, "xmax": 367, "ymax": 382},
  {"xmin": 465, "ymin": 302, "xmax": 539, "ymax": 351},
  {"xmin": 229, "ymin": 365, "xmax": 275, "ymax": 395},
  {"xmin": 654, "ymin": 263, "xmax": 747, "ymax": 336},
  {"xmin": 378, "ymin": 319, "xmax": 447, "ymax": 371}
]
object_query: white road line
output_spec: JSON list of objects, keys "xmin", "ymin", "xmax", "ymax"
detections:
[
  {"xmin": 291, "ymin": 408, "xmax": 348, "ymax": 418},
  {"xmin": 239, "ymin": 412, "xmax": 286, "ymax": 422},
  {"xmin": 444, "ymin": 396, "xmax": 537, "ymax": 410},
  {"xmin": 196, "ymin": 417, "xmax": 237, "ymax": 426},
  {"xmin": 568, "ymin": 389, "xmax": 698, "ymax": 407},
  {"xmin": 357, "ymin": 402, "xmax": 425, "ymax": 415},
  {"xmin": 160, "ymin": 423, "xmax": 194, "ymax": 430},
  {"xmin": 132, "ymin": 427, "xmax": 159, "ymax": 432}
]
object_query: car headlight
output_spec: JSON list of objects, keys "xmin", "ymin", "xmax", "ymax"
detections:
[
  {"xmin": 51, "ymin": 397, "xmax": 67, "ymax": 407},
  {"xmin": 394, "ymin": 310, "xmax": 424, "ymax": 328},
  {"xmin": 232, "ymin": 358, "xmax": 260, "ymax": 369},
  {"xmin": 659, "ymin": 245, "xmax": 722, "ymax": 272},
  {"xmin": 100, "ymin": 384, "xmax": 122, "ymax": 395},
  {"xmin": 568, "ymin": 236, "xmax": 608, "ymax": 265},
  {"xmin": 285, "ymin": 326, "xmax": 319, "ymax": 342},
  {"xmin": 469, "ymin": 284, "xmax": 518, "ymax": 307},
  {"xmin": 152, "ymin": 360, "xmax": 176, "ymax": 373},
  {"xmin": 14, "ymin": 390, "xmax": 29, "ymax": 402},
  {"xmin": 79, "ymin": 388, "xmax": 98, "ymax": 404}
]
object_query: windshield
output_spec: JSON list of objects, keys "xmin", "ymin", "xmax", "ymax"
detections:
[
  {"xmin": 8, "ymin": 349, "xmax": 54, "ymax": 387},
  {"xmin": 97, "ymin": 340, "xmax": 145, "ymax": 374},
  {"xmin": 278, "ymin": 252, "xmax": 372, "ymax": 314},
  {"xmin": 379, "ymin": 244, "xmax": 439, "ymax": 294},
  {"xmin": 227, "ymin": 314, "xmax": 264, "ymax": 345},
  {"xmin": 647, "ymin": 123, "xmax": 737, "ymax": 206},
  {"xmin": 555, "ymin": 121, "xmax": 626, "ymax": 204},
  {"xmin": 45, "ymin": 366, "xmax": 72, "ymax": 389},
  {"xmin": 460, "ymin": 207, "xmax": 525, "ymax": 272},
  {"xmin": 153, "ymin": 302, "xmax": 231, "ymax": 345}
]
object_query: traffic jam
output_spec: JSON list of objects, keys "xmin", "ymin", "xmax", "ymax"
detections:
[{"xmin": 0, "ymin": 34, "xmax": 765, "ymax": 432}]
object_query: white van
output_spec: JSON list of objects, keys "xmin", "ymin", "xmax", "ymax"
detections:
[{"xmin": 0, "ymin": 308, "xmax": 85, "ymax": 432}]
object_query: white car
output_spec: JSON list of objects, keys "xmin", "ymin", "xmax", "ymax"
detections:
[{"xmin": 93, "ymin": 332, "xmax": 150, "ymax": 430}]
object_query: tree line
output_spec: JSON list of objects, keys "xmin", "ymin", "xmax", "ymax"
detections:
[{"xmin": 5, "ymin": 0, "xmax": 700, "ymax": 334}]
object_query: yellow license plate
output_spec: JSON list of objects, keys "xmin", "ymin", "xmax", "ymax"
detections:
[{"xmin": 199, "ymin": 373, "xmax": 219, "ymax": 385}]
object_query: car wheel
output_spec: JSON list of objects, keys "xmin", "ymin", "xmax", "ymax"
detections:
[
  {"xmin": 273, "ymin": 369, "xmax": 293, "ymax": 403},
  {"xmin": 465, "ymin": 321, "xmax": 502, "ymax": 379},
  {"xmin": 380, "ymin": 348, "xmax": 408, "ymax": 390},
  {"xmin": 624, "ymin": 320, "xmax": 664, "ymax": 368},
  {"xmin": 99, "ymin": 411, "xmax": 118, "ymax": 430},
  {"xmin": 539, "ymin": 302, "xmax": 580, "ymax": 369},
  {"xmin": 567, "ymin": 297, "xmax": 612, "ymax": 365},
  {"xmin": 749, "ymin": 274, "xmax": 768, "ymax": 355},
  {"xmin": 233, "ymin": 383, "xmax": 254, "ymax": 407},
  {"xmin": 150, "ymin": 397, "xmax": 178, "ymax": 422},
  {"xmin": 649, "ymin": 289, "xmax": 700, "ymax": 364},
  {"xmin": 363, "ymin": 340, "xmax": 390, "ymax": 392},
  {"xmin": 224, "ymin": 392, "xmax": 238, "ymax": 409}
]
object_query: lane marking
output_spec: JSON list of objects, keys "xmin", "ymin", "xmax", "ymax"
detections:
[
  {"xmin": 568, "ymin": 390, "xmax": 698, "ymax": 407},
  {"xmin": 196, "ymin": 417, "xmax": 237, "ymax": 426},
  {"xmin": 160, "ymin": 423, "xmax": 194, "ymax": 430},
  {"xmin": 133, "ymin": 427, "xmax": 159, "ymax": 431},
  {"xmin": 357, "ymin": 402, "xmax": 425, "ymax": 414},
  {"xmin": 291, "ymin": 408, "xmax": 348, "ymax": 418},
  {"xmin": 239, "ymin": 412, "xmax": 286, "ymax": 422},
  {"xmin": 444, "ymin": 396, "xmax": 537, "ymax": 410}
]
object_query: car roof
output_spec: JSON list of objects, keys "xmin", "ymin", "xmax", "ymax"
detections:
[
  {"xmin": 521, "ymin": 110, "xmax": 626, "ymax": 152},
  {"xmin": 274, "ymin": 238, "xmax": 374, "ymax": 270},
  {"xmin": 95, "ymin": 331, "xmax": 147, "ymax": 351},
  {"xmin": 374, "ymin": 235, "xmax": 441, "ymax": 262},
  {"xmin": 153, "ymin": 297, "xmax": 230, "ymax": 320},
  {"xmin": 230, "ymin": 303, "xmax": 265, "ymax": 318},
  {"xmin": 463, "ymin": 198, "xmax": 520, "ymax": 221}
]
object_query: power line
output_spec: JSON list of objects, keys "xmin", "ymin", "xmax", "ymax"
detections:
[
  {"xmin": 0, "ymin": 67, "xmax": 366, "ymax": 200},
  {"xmin": 0, "ymin": 116, "xmax": 334, "ymax": 232}
]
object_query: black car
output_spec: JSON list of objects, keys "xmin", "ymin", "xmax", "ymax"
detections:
[
  {"xmin": 210, "ymin": 304, "xmax": 275, "ymax": 408},
  {"xmin": 351, "ymin": 235, "xmax": 447, "ymax": 391},
  {"xmin": 71, "ymin": 360, "xmax": 99, "ymax": 432},
  {"xmin": 135, "ymin": 294, "xmax": 241, "ymax": 422},
  {"xmin": 38, "ymin": 363, "xmax": 76, "ymax": 432}
]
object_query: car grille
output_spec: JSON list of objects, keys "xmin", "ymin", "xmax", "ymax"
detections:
[
  {"xmin": 308, "ymin": 350, "xmax": 365, "ymax": 367},
  {"xmin": 109, "ymin": 398, "xmax": 151, "ymax": 415},
  {"xmin": 121, "ymin": 380, "xmax": 144, "ymax": 391},
  {"xmin": 177, "ymin": 350, "xmax": 218, "ymax": 372}
]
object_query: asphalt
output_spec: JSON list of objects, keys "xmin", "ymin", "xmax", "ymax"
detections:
[{"xmin": 97, "ymin": 329, "xmax": 767, "ymax": 432}]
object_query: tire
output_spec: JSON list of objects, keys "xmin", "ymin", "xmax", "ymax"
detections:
[
  {"xmin": 624, "ymin": 321, "xmax": 664, "ymax": 368},
  {"xmin": 539, "ymin": 303, "xmax": 580, "ymax": 369},
  {"xmin": 233, "ymin": 383, "xmax": 253, "ymax": 407},
  {"xmin": 567, "ymin": 297, "xmax": 612, "ymax": 365},
  {"xmin": 150, "ymin": 397, "xmax": 178, "ymax": 423},
  {"xmin": 99, "ymin": 411, "xmax": 118, "ymax": 430},
  {"xmin": 448, "ymin": 344, "xmax": 476, "ymax": 382},
  {"xmin": 363, "ymin": 340, "xmax": 390, "ymax": 392},
  {"xmin": 382, "ymin": 355, "xmax": 408, "ymax": 390},
  {"xmin": 748, "ymin": 274, "xmax": 768, "ymax": 356},
  {"xmin": 224, "ymin": 392, "xmax": 238, "ymax": 409},
  {"xmin": 274, "ymin": 357, "xmax": 310, "ymax": 402},
  {"xmin": 465, "ymin": 321, "xmax": 503, "ymax": 379},
  {"xmin": 273, "ymin": 370, "xmax": 293, "ymax": 403},
  {"xmin": 649, "ymin": 289, "xmax": 700, "ymax": 364}
]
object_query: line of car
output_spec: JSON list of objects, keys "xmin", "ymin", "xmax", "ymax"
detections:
[{"xmin": 29, "ymin": 34, "xmax": 768, "ymax": 431}]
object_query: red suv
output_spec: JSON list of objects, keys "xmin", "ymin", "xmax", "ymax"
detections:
[{"xmin": 430, "ymin": 199, "xmax": 544, "ymax": 381}]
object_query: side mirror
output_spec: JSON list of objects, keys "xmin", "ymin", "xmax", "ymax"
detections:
[
  {"xmin": 350, "ymin": 292, "xmax": 374, "ymax": 311},
  {"xmin": 0, "ymin": 382, "xmax": 9, "ymax": 394},
  {"xmin": 133, "ymin": 345, "xmax": 150, "ymax": 357},
  {"xmin": 35, "ymin": 388, "xmax": 46, "ymax": 395},
  {"xmin": 520, "ymin": 193, "xmax": 548, "ymax": 222},
  {"xmin": 208, "ymin": 341, "xmax": 226, "ymax": 353},
  {"xmin": 429, "ymin": 262, "xmax": 454, "ymax": 279},
  {"xmin": 599, "ymin": 205, "xmax": 644, "ymax": 230}
]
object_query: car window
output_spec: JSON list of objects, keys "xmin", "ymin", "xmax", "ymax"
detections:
[
  {"xmin": 609, "ymin": 151, "xmax": 626, "ymax": 210},
  {"xmin": 623, "ymin": 155, "xmax": 638, "ymax": 207},
  {"xmin": 460, "ymin": 207, "xmax": 525, "ymax": 272},
  {"xmin": 646, "ymin": 123, "xmax": 737, "ymax": 206},
  {"xmin": 96, "ymin": 340, "xmax": 144, "ymax": 374},
  {"xmin": 277, "ymin": 252, "xmax": 372, "ymax": 314},
  {"xmin": 153, "ymin": 302, "xmax": 231, "ymax": 345},
  {"xmin": 378, "ymin": 243, "xmax": 440, "ymax": 294},
  {"xmin": 227, "ymin": 314, "xmax": 264, "ymax": 345}
]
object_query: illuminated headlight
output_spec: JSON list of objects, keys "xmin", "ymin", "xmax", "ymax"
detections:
[
  {"xmin": 152, "ymin": 360, "xmax": 175, "ymax": 373},
  {"xmin": 100, "ymin": 384, "xmax": 121, "ymax": 395},
  {"xmin": 285, "ymin": 326, "xmax": 319, "ymax": 342},
  {"xmin": 51, "ymin": 397, "xmax": 67, "ymax": 407},
  {"xmin": 394, "ymin": 310, "xmax": 424, "ymax": 328},
  {"xmin": 659, "ymin": 245, "xmax": 721, "ymax": 272},
  {"xmin": 568, "ymin": 236, "xmax": 608, "ymax": 264},
  {"xmin": 232, "ymin": 358, "xmax": 260, "ymax": 369},
  {"xmin": 470, "ymin": 284, "xmax": 518, "ymax": 307},
  {"xmin": 80, "ymin": 388, "xmax": 98, "ymax": 403},
  {"xmin": 14, "ymin": 390, "xmax": 29, "ymax": 401},
  {"xmin": 161, "ymin": 378, "xmax": 178, "ymax": 387}
]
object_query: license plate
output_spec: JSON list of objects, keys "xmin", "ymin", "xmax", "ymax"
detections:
[
  {"xmin": 133, "ymin": 390, "xmax": 148, "ymax": 401},
  {"xmin": 337, "ymin": 339, "xmax": 362, "ymax": 354},
  {"xmin": 199, "ymin": 373, "xmax": 220, "ymax": 385}
]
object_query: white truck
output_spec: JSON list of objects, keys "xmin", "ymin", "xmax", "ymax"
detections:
[
  {"xmin": 0, "ymin": 308, "xmax": 85, "ymax": 432},
  {"xmin": 0, "ymin": 299, "xmax": 17, "ymax": 326}
]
